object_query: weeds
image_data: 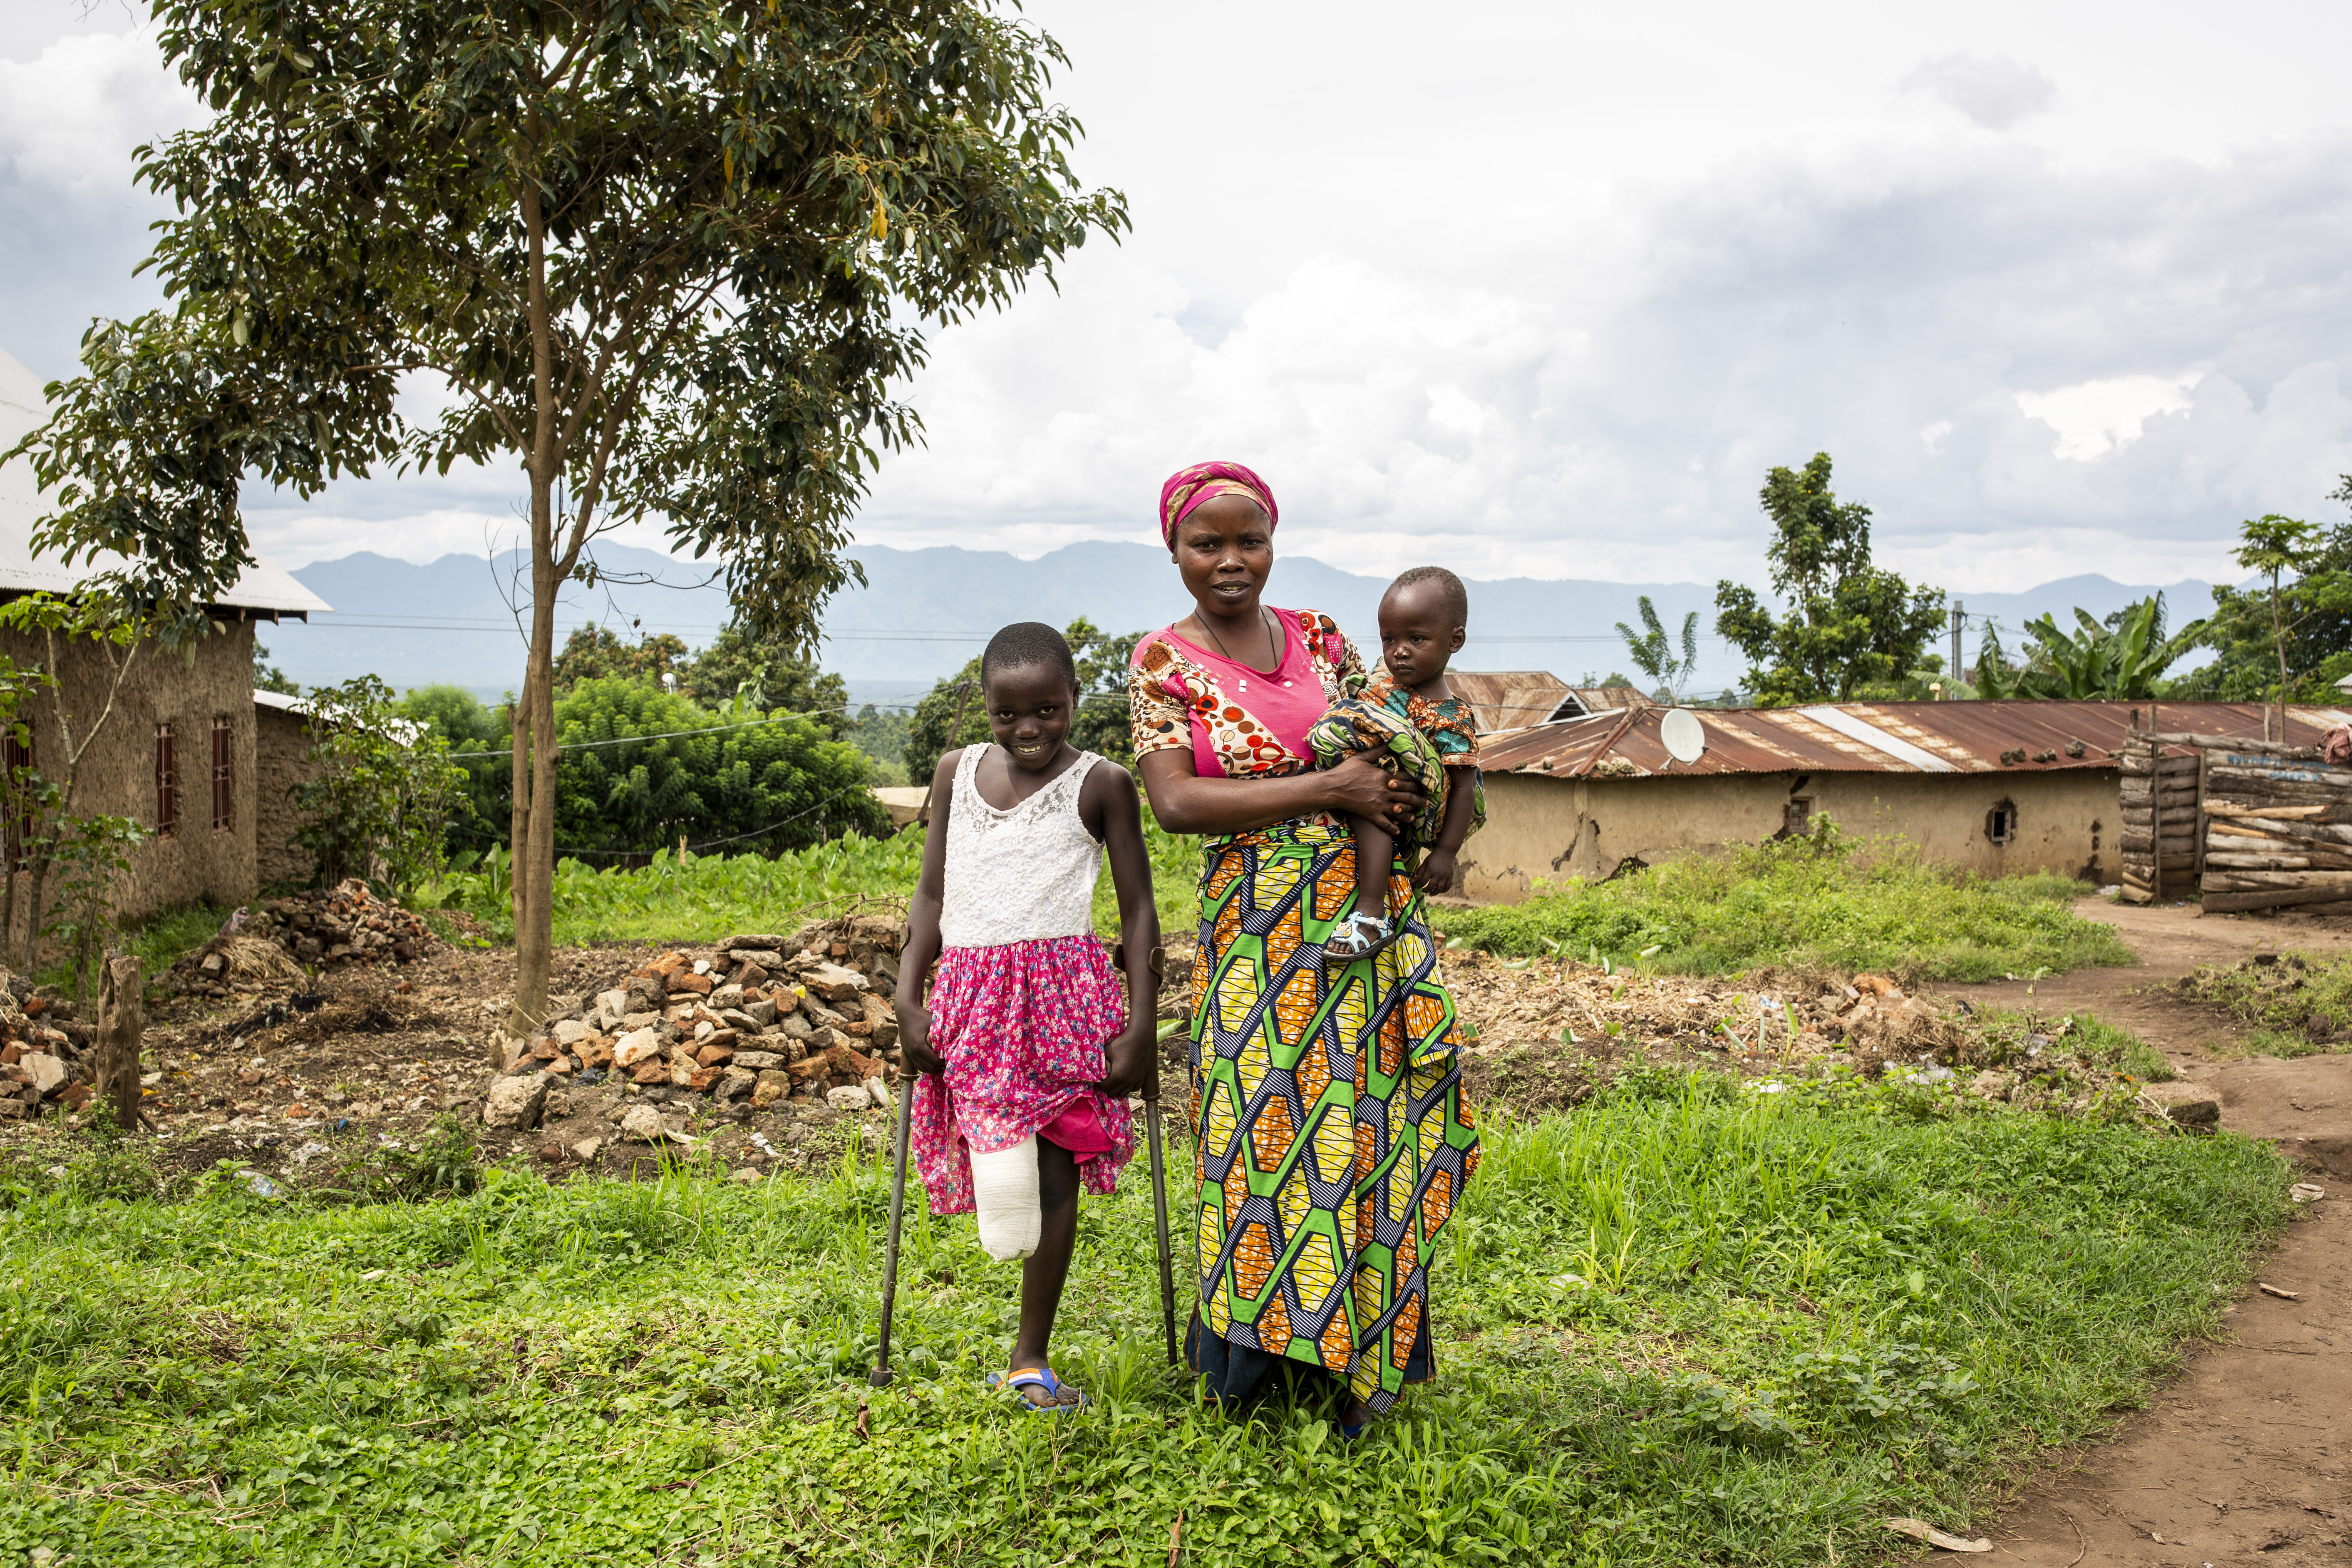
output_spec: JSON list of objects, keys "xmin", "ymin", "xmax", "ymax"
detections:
[
  {"xmin": 1437, "ymin": 832, "xmax": 2133, "ymax": 981},
  {"xmin": 0, "ymin": 1076, "xmax": 2292, "ymax": 1566},
  {"xmin": 2178, "ymin": 949, "xmax": 2352, "ymax": 1056}
]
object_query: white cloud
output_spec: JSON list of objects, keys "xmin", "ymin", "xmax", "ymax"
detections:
[
  {"xmin": 1900, "ymin": 52, "xmax": 2057, "ymax": 132},
  {"xmin": 2014, "ymin": 372, "xmax": 2203, "ymax": 460},
  {"xmin": 0, "ymin": 29, "xmax": 196, "ymax": 192}
]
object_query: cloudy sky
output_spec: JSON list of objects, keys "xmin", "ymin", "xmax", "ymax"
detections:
[{"xmin": 5, "ymin": 0, "xmax": 2351, "ymax": 594}]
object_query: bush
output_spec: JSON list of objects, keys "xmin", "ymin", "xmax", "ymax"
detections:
[
  {"xmin": 551, "ymin": 678, "xmax": 886, "ymax": 857},
  {"xmin": 292, "ymin": 675, "xmax": 469, "ymax": 896}
]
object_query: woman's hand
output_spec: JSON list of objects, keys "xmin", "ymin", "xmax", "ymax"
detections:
[
  {"xmin": 1324, "ymin": 751, "xmax": 1425, "ymax": 826},
  {"xmin": 1094, "ymin": 1020, "xmax": 1157, "ymax": 1099},
  {"xmin": 894, "ymin": 999, "xmax": 945, "ymax": 1077}
]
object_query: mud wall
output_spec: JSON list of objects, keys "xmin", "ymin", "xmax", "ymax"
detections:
[
  {"xmin": 0, "ymin": 618, "xmax": 259, "ymax": 931},
  {"xmin": 1458, "ymin": 767, "xmax": 2118, "ymax": 903},
  {"xmin": 255, "ymin": 700, "xmax": 322, "ymax": 889}
]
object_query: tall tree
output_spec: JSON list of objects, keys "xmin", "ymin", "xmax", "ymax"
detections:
[
  {"xmin": 5, "ymin": 0, "xmax": 1124, "ymax": 1036},
  {"xmin": 1714, "ymin": 453, "xmax": 1948, "ymax": 706},
  {"xmin": 2171, "ymin": 499, "xmax": 2352, "ymax": 710},
  {"xmin": 1612, "ymin": 595, "xmax": 1698, "ymax": 702},
  {"xmin": 677, "ymin": 619, "xmax": 851, "ymax": 736}
]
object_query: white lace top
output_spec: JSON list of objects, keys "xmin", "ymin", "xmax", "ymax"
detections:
[{"xmin": 938, "ymin": 746, "xmax": 1104, "ymax": 949}]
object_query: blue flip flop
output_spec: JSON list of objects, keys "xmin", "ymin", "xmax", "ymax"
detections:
[{"xmin": 987, "ymin": 1366, "xmax": 1088, "ymax": 1413}]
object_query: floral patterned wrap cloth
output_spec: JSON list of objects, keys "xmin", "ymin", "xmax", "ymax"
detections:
[
  {"xmin": 1304, "ymin": 671, "xmax": 1486, "ymax": 856},
  {"xmin": 909, "ymin": 934, "xmax": 1139, "ymax": 1215}
]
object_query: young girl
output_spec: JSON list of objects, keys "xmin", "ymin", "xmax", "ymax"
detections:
[
  {"xmin": 1310, "ymin": 565, "xmax": 1486, "ymax": 964},
  {"xmin": 896, "ymin": 621, "xmax": 1161, "ymax": 1413}
]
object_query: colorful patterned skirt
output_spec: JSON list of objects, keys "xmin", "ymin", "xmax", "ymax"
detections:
[
  {"xmin": 1186, "ymin": 822, "xmax": 1481, "ymax": 1414},
  {"xmin": 910, "ymin": 936, "xmax": 1139, "ymax": 1216}
]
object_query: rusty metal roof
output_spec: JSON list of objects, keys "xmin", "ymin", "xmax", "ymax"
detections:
[
  {"xmin": 1479, "ymin": 700, "xmax": 2352, "ymax": 780},
  {"xmin": 1447, "ymin": 671, "xmax": 1651, "ymax": 732}
]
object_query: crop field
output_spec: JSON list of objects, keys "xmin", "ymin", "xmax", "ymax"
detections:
[{"xmin": 0, "ymin": 1072, "xmax": 2290, "ymax": 1566}]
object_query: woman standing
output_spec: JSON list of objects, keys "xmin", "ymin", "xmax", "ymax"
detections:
[{"xmin": 1128, "ymin": 460, "xmax": 1481, "ymax": 1434}]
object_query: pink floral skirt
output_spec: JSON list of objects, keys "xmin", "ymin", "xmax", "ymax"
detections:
[{"xmin": 910, "ymin": 935, "xmax": 1139, "ymax": 1216}]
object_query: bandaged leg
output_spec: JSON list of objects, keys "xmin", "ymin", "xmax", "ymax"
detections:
[{"xmin": 969, "ymin": 1135, "xmax": 1042, "ymax": 1262}]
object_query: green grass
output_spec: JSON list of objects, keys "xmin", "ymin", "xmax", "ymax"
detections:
[
  {"xmin": 0, "ymin": 1077, "xmax": 2290, "ymax": 1566},
  {"xmin": 422, "ymin": 815, "xmax": 1200, "ymax": 951},
  {"xmin": 2179, "ymin": 950, "xmax": 2352, "ymax": 1057},
  {"xmin": 1437, "ymin": 836, "xmax": 2134, "ymax": 982}
]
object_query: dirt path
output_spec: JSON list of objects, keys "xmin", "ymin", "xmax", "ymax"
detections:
[{"xmin": 1955, "ymin": 901, "xmax": 2352, "ymax": 1565}]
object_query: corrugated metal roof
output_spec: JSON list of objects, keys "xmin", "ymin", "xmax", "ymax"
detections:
[
  {"xmin": 1479, "ymin": 700, "xmax": 2352, "ymax": 779},
  {"xmin": 1447, "ymin": 670, "xmax": 1650, "ymax": 732},
  {"xmin": 0, "ymin": 345, "xmax": 330, "ymax": 617}
]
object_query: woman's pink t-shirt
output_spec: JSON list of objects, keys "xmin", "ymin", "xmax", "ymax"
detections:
[{"xmin": 1142, "ymin": 609, "xmax": 1336, "ymax": 778}]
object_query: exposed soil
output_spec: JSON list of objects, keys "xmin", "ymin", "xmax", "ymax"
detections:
[{"xmin": 1975, "ymin": 900, "xmax": 2352, "ymax": 1565}]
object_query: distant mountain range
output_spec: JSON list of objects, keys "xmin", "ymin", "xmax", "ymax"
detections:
[{"xmin": 268, "ymin": 540, "xmax": 2221, "ymax": 707}]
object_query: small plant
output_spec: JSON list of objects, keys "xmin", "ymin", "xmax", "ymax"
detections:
[
  {"xmin": 43, "ymin": 812, "xmax": 149, "ymax": 1005},
  {"xmin": 291, "ymin": 674, "xmax": 469, "ymax": 898}
]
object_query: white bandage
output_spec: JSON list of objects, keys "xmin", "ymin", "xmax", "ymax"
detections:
[{"xmin": 969, "ymin": 1135, "xmax": 1041, "ymax": 1262}]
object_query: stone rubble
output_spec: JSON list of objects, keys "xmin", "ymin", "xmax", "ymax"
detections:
[
  {"xmin": 478, "ymin": 914, "xmax": 906, "ymax": 1131},
  {"xmin": 0, "ymin": 968, "xmax": 97, "ymax": 1121}
]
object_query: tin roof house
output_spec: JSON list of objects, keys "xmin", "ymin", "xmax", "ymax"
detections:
[{"xmin": 1456, "ymin": 697, "xmax": 2352, "ymax": 904}]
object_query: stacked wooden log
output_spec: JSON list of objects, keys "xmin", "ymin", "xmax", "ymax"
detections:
[
  {"xmin": 2196, "ymin": 745, "xmax": 2352, "ymax": 913},
  {"xmin": 2119, "ymin": 748, "xmax": 2200, "ymax": 903}
]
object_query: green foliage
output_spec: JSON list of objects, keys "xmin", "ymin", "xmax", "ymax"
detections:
[
  {"xmin": 677, "ymin": 620, "xmax": 852, "ymax": 737},
  {"xmin": 0, "ymin": 1082, "xmax": 2294, "ymax": 1565},
  {"xmin": 291, "ymin": 676, "xmax": 468, "ymax": 897},
  {"xmin": 906, "ymin": 617, "xmax": 1144, "ymax": 783},
  {"xmin": 550, "ymin": 680, "xmax": 885, "ymax": 858},
  {"xmin": 905, "ymin": 656, "xmax": 987, "ymax": 786},
  {"xmin": 1979, "ymin": 595, "xmax": 2205, "ymax": 700},
  {"xmin": 2178, "ymin": 949, "xmax": 2352, "ymax": 1056},
  {"xmin": 2170, "ymin": 505, "xmax": 2352, "ymax": 705},
  {"xmin": 4, "ymin": 0, "xmax": 1126, "ymax": 646},
  {"xmin": 44, "ymin": 814, "xmax": 150, "ymax": 1006},
  {"xmin": 847, "ymin": 704, "xmax": 912, "ymax": 786},
  {"xmin": 392, "ymin": 685, "xmax": 509, "ymax": 854},
  {"xmin": 1614, "ymin": 595, "xmax": 1699, "ymax": 701},
  {"xmin": 252, "ymin": 640, "xmax": 299, "ymax": 696},
  {"xmin": 549, "ymin": 626, "xmax": 690, "ymax": 694},
  {"xmin": 431, "ymin": 831, "xmax": 925, "ymax": 946},
  {"xmin": 1714, "ymin": 454, "xmax": 1949, "ymax": 706},
  {"xmin": 1434, "ymin": 831, "xmax": 2133, "ymax": 981}
]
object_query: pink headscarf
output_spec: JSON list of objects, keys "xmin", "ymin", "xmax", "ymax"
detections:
[{"xmin": 1159, "ymin": 461, "xmax": 1278, "ymax": 549}]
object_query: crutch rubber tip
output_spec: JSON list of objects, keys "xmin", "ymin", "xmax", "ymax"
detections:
[{"xmin": 868, "ymin": 1367, "xmax": 894, "ymax": 1388}]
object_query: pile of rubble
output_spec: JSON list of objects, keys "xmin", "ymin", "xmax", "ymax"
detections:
[
  {"xmin": 239, "ymin": 881, "xmax": 438, "ymax": 976},
  {"xmin": 483, "ymin": 914, "xmax": 906, "ymax": 1133},
  {"xmin": 0, "ymin": 974, "xmax": 93, "ymax": 1120}
]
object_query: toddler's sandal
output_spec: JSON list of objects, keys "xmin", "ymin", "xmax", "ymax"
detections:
[
  {"xmin": 1320, "ymin": 912, "xmax": 1399, "ymax": 968},
  {"xmin": 987, "ymin": 1366, "xmax": 1088, "ymax": 1413}
]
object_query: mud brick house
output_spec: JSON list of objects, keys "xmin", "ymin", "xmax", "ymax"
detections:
[
  {"xmin": 1, "ymin": 345, "xmax": 330, "ymax": 926},
  {"xmin": 1458, "ymin": 699, "xmax": 2352, "ymax": 904}
]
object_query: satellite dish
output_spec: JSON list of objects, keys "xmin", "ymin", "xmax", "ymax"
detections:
[{"xmin": 1660, "ymin": 707, "xmax": 1707, "ymax": 764}]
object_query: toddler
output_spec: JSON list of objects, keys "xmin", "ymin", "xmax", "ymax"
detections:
[
  {"xmin": 1309, "ymin": 566, "xmax": 1485, "ymax": 965},
  {"xmin": 895, "ymin": 621, "xmax": 1160, "ymax": 1413}
]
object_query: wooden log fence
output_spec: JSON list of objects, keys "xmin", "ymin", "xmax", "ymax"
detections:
[{"xmin": 2119, "ymin": 724, "xmax": 2352, "ymax": 912}]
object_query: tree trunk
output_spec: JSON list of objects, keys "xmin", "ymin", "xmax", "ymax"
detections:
[
  {"xmin": 506, "ymin": 176, "xmax": 558, "ymax": 1042},
  {"xmin": 95, "ymin": 952, "xmax": 146, "ymax": 1133}
]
